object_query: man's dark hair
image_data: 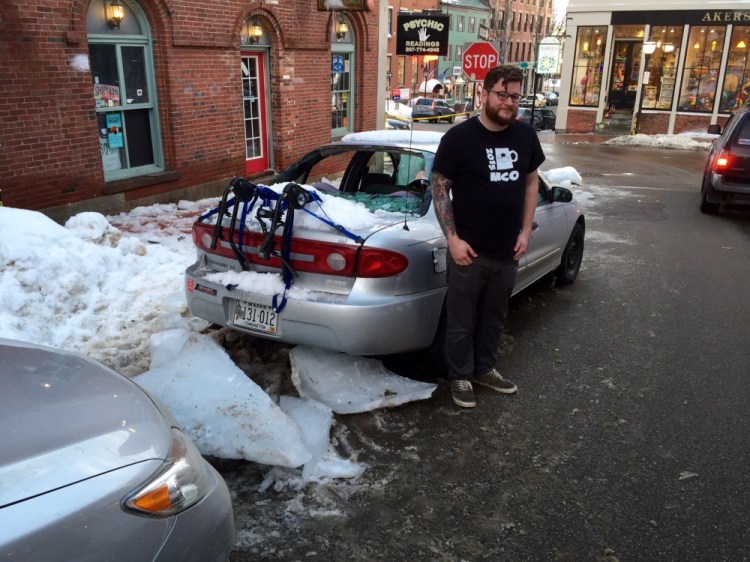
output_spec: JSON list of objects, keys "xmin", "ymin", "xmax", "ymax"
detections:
[{"xmin": 483, "ymin": 65, "xmax": 524, "ymax": 91}]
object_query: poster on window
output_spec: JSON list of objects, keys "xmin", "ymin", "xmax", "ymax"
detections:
[
  {"xmin": 106, "ymin": 113, "xmax": 124, "ymax": 149},
  {"xmin": 94, "ymin": 84, "xmax": 121, "ymax": 107}
]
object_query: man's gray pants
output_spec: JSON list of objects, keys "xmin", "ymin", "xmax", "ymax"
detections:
[{"xmin": 445, "ymin": 254, "xmax": 518, "ymax": 381}]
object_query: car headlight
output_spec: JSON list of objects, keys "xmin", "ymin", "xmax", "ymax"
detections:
[{"xmin": 123, "ymin": 429, "xmax": 209, "ymax": 518}]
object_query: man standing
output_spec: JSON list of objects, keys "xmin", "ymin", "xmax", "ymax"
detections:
[{"xmin": 430, "ymin": 65, "xmax": 545, "ymax": 408}]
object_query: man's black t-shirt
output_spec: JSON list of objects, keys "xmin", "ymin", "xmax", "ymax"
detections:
[{"xmin": 432, "ymin": 116, "xmax": 546, "ymax": 261}]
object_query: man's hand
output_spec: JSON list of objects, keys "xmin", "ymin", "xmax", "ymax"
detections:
[
  {"xmin": 513, "ymin": 230, "xmax": 530, "ymax": 261},
  {"xmin": 448, "ymin": 235, "xmax": 477, "ymax": 265}
]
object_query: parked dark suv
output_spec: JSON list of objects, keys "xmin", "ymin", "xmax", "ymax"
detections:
[
  {"xmin": 412, "ymin": 98, "xmax": 455, "ymax": 123},
  {"xmin": 700, "ymin": 105, "xmax": 750, "ymax": 214}
]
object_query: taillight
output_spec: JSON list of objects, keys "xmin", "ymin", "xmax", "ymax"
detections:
[
  {"xmin": 192, "ymin": 222, "xmax": 359, "ymax": 276},
  {"xmin": 357, "ymin": 248, "xmax": 408, "ymax": 277},
  {"xmin": 714, "ymin": 150, "xmax": 730, "ymax": 171},
  {"xmin": 192, "ymin": 222, "xmax": 409, "ymax": 278}
]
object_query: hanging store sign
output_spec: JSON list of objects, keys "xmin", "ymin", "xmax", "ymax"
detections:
[
  {"xmin": 396, "ymin": 13, "xmax": 449, "ymax": 56},
  {"xmin": 535, "ymin": 37, "xmax": 560, "ymax": 74}
]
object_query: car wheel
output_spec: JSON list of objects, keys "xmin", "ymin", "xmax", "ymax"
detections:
[
  {"xmin": 699, "ymin": 174, "xmax": 720, "ymax": 214},
  {"xmin": 556, "ymin": 223, "xmax": 584, "ymax": 285},
  {"xmin": 448, "ymin": 115, "xmax": 454, "ymax": 124}
]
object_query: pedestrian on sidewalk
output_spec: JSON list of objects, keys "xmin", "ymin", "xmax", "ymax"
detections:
[{"xmin": 430, "ymin": 65, "xmax": 546, "ymax": 408}]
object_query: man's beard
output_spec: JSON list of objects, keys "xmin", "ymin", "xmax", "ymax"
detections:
[{"xmin": 484, "ymin": 106, "xmax": 516, "ymax": 128}]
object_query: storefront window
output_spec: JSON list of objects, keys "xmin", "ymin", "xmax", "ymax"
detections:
[
  {"xmin": 719, "ymin": 26, "xmax": 750, "ymax": 113},
  {"xmin": 331, "ymin": 15, "xmax": 354, "ymax": 135},
  {"xmin": 569, "ymin": 27, "xmax": 607, "ymax": 107},
  {"xmin": 642, "ymin": 27, "xmax": 684, "ymax": 110},
  {"xmin": 677, "ymin": 26, "xmax": 726, "ymax": 112}
]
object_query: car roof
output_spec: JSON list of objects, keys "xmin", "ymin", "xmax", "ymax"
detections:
[{"xmin": 338, "ymin": 130, "xmax": 442, "ymax": 151}]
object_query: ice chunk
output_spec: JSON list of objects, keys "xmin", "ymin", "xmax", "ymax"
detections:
[
  {"xmin": 289, "ymin": 346, "xmax": 437, "ymax": 414},
  {"xmin": 136, "ymin": 330, "xmax": 312, "ymax": 467}
]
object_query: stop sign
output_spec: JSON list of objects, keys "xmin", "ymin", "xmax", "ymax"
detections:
[{"xmin": 462, "ymin": 42, "xmax": 499, "ymax": 81}]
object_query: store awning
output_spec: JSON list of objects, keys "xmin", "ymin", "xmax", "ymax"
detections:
[{"xmin": 416, "ymin": 79, "xmax": 444, "ymax": 96}]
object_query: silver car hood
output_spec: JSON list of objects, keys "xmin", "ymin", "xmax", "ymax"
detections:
[{"xmin": 0, "ymin": 339, "xmax": 171, "ymax": 507}]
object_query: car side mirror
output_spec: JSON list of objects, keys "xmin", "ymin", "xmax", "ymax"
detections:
[
  {"xmin": 551, "ymin": 186, "xmax": 573, "ymax": 203},
  {"xmin": 707, "ymin": 124, "xmax": 721, "ymax": 135}
]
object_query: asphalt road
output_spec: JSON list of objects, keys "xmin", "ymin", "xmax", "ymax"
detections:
[{"xmin": 217, "ymin": 140, "xmax": 750, "ymax": 561}]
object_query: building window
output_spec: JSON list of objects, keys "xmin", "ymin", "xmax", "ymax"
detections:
[
  {"xmin": 449, "ymin": 14, "xmax": 453, "ymax": 31},
  {"xmin": 719, "ymin": 26, "xmax": 750, "ymax": 113},
  {"xmin": 87, "ymin": 0, "xmax": 163, "ymax": 181},
  {"xmin": 444, "ymin": 45, "xmax": 452, "ymax": 61},
  {"xmin": 458, "ymin": 16, "xmax": 464, "ymax": 33},
  {"xmin": 398, "ymin": 56, "xmax": 406, "ymax": 86},
  {"xmin": 469, "ymin": 17, "xmax": 476, "ymax": 34},
  {"xmin": 677, "ymin": 26, "xmax": 726, "ymax": 112},
  {"xmin": 569, "ymin": 26, "xmax": 607, "ymax": 107},
  {"xmin": 641, "ymin": 26, "xmax": 684, "ymax": 110},
  {"xmin": 331, "ymin": 15, "xmax": 354, "ymax": 134},
  {"xmin": 388, "ymin": 7, "xmax": 393, "ymax": 36}
]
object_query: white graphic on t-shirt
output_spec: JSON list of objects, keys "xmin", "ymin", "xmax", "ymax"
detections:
[{"xmin": 486, "ymin": 147, "xmax": 519, "ymax": 182}]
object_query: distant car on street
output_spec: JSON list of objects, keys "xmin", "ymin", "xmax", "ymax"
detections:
[
  {"xmin": 543, "ymin": 92, "xmax": 559, "ymax": 106},
  {"xmin": 516, "ymin": 107, "xmax": 556, "ymax": 130},
  {"xmin": 700, "ymin": 105, "xmax": 750, "ymax": 214},
  {"xmin": 412, "ymin": 98, "xmax": 456, "ymax": 123},
  {"xmin": 185, "ymin": 130, "xmax": 585, "ymax": 371},
  {"xmin": 519, "ymin": 93, "xmax": 547, "ymax": 108},
  {"xmin": 0, "ymin": 338, "xmax": 235, "ymax": 561}
]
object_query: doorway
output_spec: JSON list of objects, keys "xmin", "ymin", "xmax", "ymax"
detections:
[
  {"xmin": 608, "ymin": 41, "xmax": 642, "ymax": 111},
  {"xmin": 241, "ymin": 52, "xmax": 270, "ymax": 175}
]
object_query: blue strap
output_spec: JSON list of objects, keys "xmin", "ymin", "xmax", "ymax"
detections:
[
  {"xmin": 300, "ymin": 206, "xmax": 365, "ymax": 243},
  {"xmin": 201, "ymin": 183, "xmax": 364, "ymax": 313}
]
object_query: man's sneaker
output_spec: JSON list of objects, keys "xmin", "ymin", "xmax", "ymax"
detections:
[
  {"xmin": 450, "ymin": 380, "xmax": 476, "ymax": 408},
  {"xmin": 473, "ymin": 369, "xmax": 518, "ymax": 394}
]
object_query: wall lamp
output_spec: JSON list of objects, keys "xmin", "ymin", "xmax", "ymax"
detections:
[
  {"xmin": 643, "ymin": 40, "xmax": 657, "ymax": 55},
  {"xmin": 336, "ymin": 17, "xmax": 349, "ymax": 41},
  {"xmin": 107, "ymin": 0, "xmax": 125, "ymax": 30},
  {"xmin": 663, "ymin": 42, "xmax": 675, "ymax": 53},
  {"xmin": 248, "ymin": 20, "xmax": 263, "ymax": 44}
]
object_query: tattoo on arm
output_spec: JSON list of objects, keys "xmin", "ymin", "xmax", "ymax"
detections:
[{"xmin": 430, "ymin": 171, "xmax": 456, "ymax": 237}]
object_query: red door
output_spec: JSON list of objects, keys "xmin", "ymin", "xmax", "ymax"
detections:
[{"xmin": 240, "ymin": 52, "xmax": 270, "ymax": 175}]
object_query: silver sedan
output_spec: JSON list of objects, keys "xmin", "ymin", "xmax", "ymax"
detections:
[
  {"xmin": 185, "ymin": 130, "xmax": 584, "ymax": 366},
  {"xmin": 0, "ymin": 338, "xmax": 235, "ymax": 561}
]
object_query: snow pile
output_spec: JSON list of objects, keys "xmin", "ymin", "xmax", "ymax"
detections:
[{"xmin": 604, "ymin": 133, "xmax": 713, "ymax": 150}]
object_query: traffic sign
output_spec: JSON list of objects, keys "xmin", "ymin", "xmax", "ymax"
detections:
[{"xmin": 462, "ymin": 42, "xmax": 499, "ymax": 82}]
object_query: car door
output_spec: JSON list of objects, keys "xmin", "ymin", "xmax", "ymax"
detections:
[{"xmin": 515, "ymin": 177, "xmax": 568, "ymax": 291}]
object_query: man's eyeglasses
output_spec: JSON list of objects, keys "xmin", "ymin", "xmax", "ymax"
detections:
[{"xmin": 490, "ymin": 91, "xmax": 522, "ymax": 103}]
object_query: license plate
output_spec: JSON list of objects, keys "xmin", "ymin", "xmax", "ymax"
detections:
[{"xmin": 232, "ymin": 300, "xmax": 278, "ymax": 334}]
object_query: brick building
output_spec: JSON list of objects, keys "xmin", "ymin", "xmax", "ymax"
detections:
[{"xmin": 0, "ymin": 0, "xmax": 380, "ymax": 220}]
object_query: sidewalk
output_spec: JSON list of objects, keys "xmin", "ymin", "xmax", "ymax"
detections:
[{"xmin": 538, "ymin": 132, "xmax": 619, "ymax": 144}]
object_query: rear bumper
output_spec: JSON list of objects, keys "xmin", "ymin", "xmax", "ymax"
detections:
[
  {"xmin": 710, "ymin": 172, "xmax": 750, "ymax": 197},
  {"xmin": 185, "ymin": 265, "xmax": 446, "ymax": 356}
]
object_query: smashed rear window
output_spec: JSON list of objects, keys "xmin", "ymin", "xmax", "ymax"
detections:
[{"xmin": 294, "ymin": 147, "xmax": 433, "ymax": 215}]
